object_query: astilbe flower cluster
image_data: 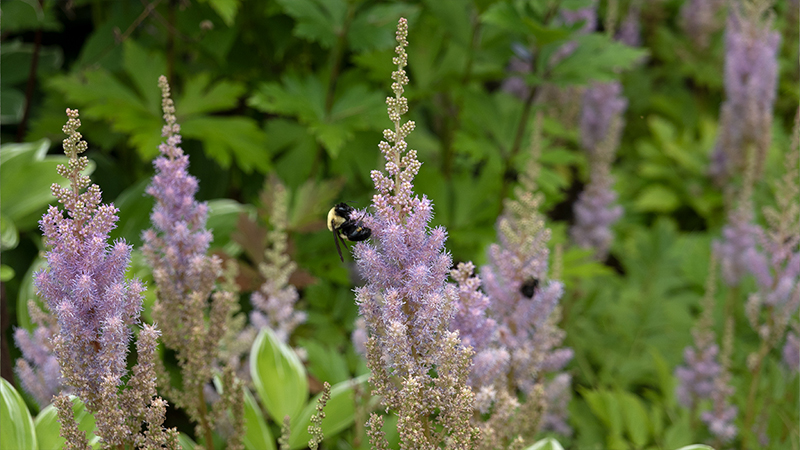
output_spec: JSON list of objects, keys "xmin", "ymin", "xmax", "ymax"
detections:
[
  {"xmin": 34, "ymin": 108, "xmax": 177, "ymax": 448},
  {"xmin": 481, "ymin": 113, "xmax": 574, "ymax": 438},
  {"xmin": 709, "ymin": 3, "xmax": 781, "ymax": 184},
  {"xmin": 248, "ymin": 178, "xmax": 306, "ymax": 344},
  {"xmin": 14, "ymin": 300, "xmax": 66, "ymax": 407},
  {"xmin": 142, "ymin": 76, "xmax": 244, "ymax": 448},
  {"xmin": 680, "ymin": 0, "xmax": 727, "ymax": 49},
  {"xmin": 353, "ymin": 18, "xmax": 479, "ymax": 449},
  {"xmin": 675, "ymin": 255, "xmax": 738, "ymax": 443}
]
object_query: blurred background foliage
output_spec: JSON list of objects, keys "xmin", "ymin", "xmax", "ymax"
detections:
[{"xmin": 1, "ymin": 0, "xmax": 798, "ymax": 448}]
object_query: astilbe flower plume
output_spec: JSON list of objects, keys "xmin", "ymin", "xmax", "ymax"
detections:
[
  {"xmin": 14, "ymin": 300, "xmax": 66, "ymax": 407},
  {"xmin": 248, "ymin": 179, "xmax": 306, "ymax": 343},
  {"xmin": 142, "ymin": 76, "xmax": 244, "ymax": 448},
  {"xmin": 681, "ymin": 0, "xmax": 727, "ymax": 49},
  {"xmin": 353, "ymin": 18, "xmax": 479, "ymax": 449},
  {"xmin": 709, "ymin": 2, "xmax": 781, "ymax": 183},
  {"xmin": 35, "ymin": 108, "xmax": 177, "ymax": 448},
  {"xmin": 481, "ymin": 113, "xmax": 574, "ymax": 438}
]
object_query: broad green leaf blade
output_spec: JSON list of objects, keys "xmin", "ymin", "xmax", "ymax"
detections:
[
  {"xmin": 1, "ymin": 378, "xmax": 38, "ymax": 450},
  {"xmin": 35, "ymin": 396, "xmax": 100, "ymax": 449},
  {"xmin": 17, "ymin": 257, "xmax": 48, "ymax": 332},
  {"xmin": 204, "ymin": 0, "xmax": 241, "ymax": 26},
  {"xmin": 634, "ymin": 184, "xmax": 681, "ymax": 213},
  {"xmin": 288, "ymin": 375, "xmax": 369, "ymax": 450},
  {"xmin": 276, "ymin": 0, "xmax": 346, "ymax": 48},
  {"xmin": 1, "ymin": 214, "xmax": 19, "ymax": 251},
  {"xmin": 250, "ymin": 328, "xmax": 309, "ymax": 423},
  {"xmin": 619, "ymin": 391, "xmax": 651, "ymax": 448},
  {"xmin": 178, "ymin": 432, "xmax": 198, "ymax": 450},
  {"xmin": 243, "ymin": 388, "xmax": 276, "ymax": 450},
  {"xmin": 525, "ymin": 437, "xmax": 566, "ymax": 450}
]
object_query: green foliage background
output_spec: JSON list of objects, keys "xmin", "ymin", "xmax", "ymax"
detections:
[{"xmin": 1, "ymin": 0, "xmax": 798, "ymax": 449}]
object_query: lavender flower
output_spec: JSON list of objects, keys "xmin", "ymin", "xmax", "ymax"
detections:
[
  {"xmin": 681, "ymin": 0, "xmax": 727, "ymax": 49},
  {"xmin": 14, "ymin": 301, "xmax": 65, "ymax": 407},
  {"xmin": 249, "ymin": 179, "xmax": 306, "ymax": 343},
  {"xmin": 35, "ymin": 108, "xmax": 177, "ymax": 447},
  {"xmin": 142, "ymin": 76, "xmax": 243, "ymax": 447},
  {"xmin": 710, "ymin": 5, "xmax": 781, "ymax": 183},
  {"xmin": 482, "ymin": 112, "xmax": 573, "ymax": 435},
  {"xmin": 700, "ymin": 318, "xmax": 738, "ymax": 444},
  {"xmin": 675, "ymin": 253, "xmax": 721, "ymax": 410},
  {"xmin": 570, "ymin": 85, "xmax": 625, "ymax": 259},
  {"xmin": 713, "ymin": 206, "xmax": 765, "ymax": 287},
  {"xmin": 615, "ymin": 4, "xmax": 642, "ymax": 47},
  {"xmin": 449, "ymin": 262, "xmax": 508, "ymax": 387},
  {"xmin": 353, "ymin": 18, "xmax": 479, "ymax": 449}
]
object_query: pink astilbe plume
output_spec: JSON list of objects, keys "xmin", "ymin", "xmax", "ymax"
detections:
[
  {"xmin": 14, "ymin": 300, "xmax": 66, "ymax": 407},
  {"xmin": 481, "ymin": 113, "xmax": 574, "ymax": 439},
  {"xmin": 142, "ymin": 76, "xmax": 244, "ymax": 448},
  {"xmin": 34, "ymin": 108, "xmax": 177, "ymax": 448},
  {"xmin": 353, "ymin": 18, "xmax": 479, "ymax": 450},
  {"xmin": 709, "ymin": 2, "xmax": 780, "ymax": 183}
]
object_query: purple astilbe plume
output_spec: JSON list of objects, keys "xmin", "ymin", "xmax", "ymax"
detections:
[
  {"xmin": 675, "ymin": 254, "xmax": 721, "ymax": 410},
  {"xmin": 570, "ymin": 87, "xmax": 625, "ymax": 259},
  {"xmin": 700, "ymin": 318, "xmax": 738, "ymax": 444},
  {"xmin": 14, "ymin": 300, "xmax": 66, "ymax": 407},
  {"xmin": 142, "ymin": 76, "xmax": 244, "ymax": 448},
  {"xmin": 35, "ymin": 108, "xmax": 177, "ymax": 447},
  {"xmin": 709, "ymin": 3, "xmax": 780, "ymax": 183},
  {"xmin": 615, "ymin": 3, "xmax": 642, "ymax": 47},
  {"xmin": 249, "ymin": 179, "xmax": 306, "ymax": 343},
  {"xmin": 353, "ymin": 18, "xmax": 479, "ymax": 449},
  {"xmin": 449, "ymin": 262, "xmax": 509, "ymax": 389},
  {"xmin": 680, "ymin": 0, "xmax": 727, "ymax": 49},
  {"xmin": 482, "ymin": 112, "xmax": 573, "ymax": 436},
  {"xmin": 782, "ymin": 329, "xmax": 799, "ymax": 372}
]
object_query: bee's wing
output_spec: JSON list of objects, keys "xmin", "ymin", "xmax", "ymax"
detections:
[{"xmin": 333, "ymin": 230, "xmax": 344, "ymax": 262}]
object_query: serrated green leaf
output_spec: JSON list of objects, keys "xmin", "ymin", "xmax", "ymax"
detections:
[
  {"xmin": 619, "ymin": 390, "xmax": 651, "ymax": 448},
  {"xmin": 481, "ymin": 2, "xmax": 529, "ymax": 35},
  {"xmin": 300, "ymin": 340, "xmax": 351, "ymax": 385},
  {"xmin": 276, "ymin": 0, "xmax": 346, "ymax": 48},
  {"xmin": 0, "ymin": 1, "xmax": 62, "ymax": 33},
  {"xmin": 178, "ymin": 73, "xmax": 245, "ymax": 116},
  {"xmin": 35, "ymin": 396, "xmax": 100, "ymax": 450},
  {"xmin": 550, "ymin": 34, "xmax": 648, "ymax": 86},
  {"xmin": 122, "ymin": 40, "xmax": 167, "ymax": 112},
  {"xmin": 1, "ymin": 378, "xmax": 38, "ymax": 450},
  {"xmin": 634, "ymin": 184, "xmax": 681, "ymax": 213},
  {"xmin": 249, "ymin": 76, "xmax": 324, "ymax": 123},
  {"xmin": 251, "ymin": 328, "xmax": 308, "ymax": 423},
  {"xmin": 181, "ymin": 116, "xmax": 270, "ymax": 173},
  {"xmin": 288, "ymin": 375, "xmax": 369, "ymax": 449},
  {"xmin": 348, "ymin": 4, "xmax": 421, "ymax": 52}
]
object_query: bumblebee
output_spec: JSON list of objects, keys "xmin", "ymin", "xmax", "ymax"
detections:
[
  {"xmin": 520, "ymin": 277, "xmax": 539, "ymax": 299},
  {"xmin": 327, "ymin": 203, "xmax": 372, "ymax": 262}
]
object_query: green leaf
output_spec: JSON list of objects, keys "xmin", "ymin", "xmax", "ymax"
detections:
[
  {"xmin": 348, "ymin": 4, "xmax": 422, "ymax": 52},
  {"xmin": 1, "ymin": 378, "xmax": 38, "ymax": 450},
  {"xmin": 1, "ymin": 214, "xmax": 19, "ymax": 251},
  {"xmin": 481, "ymin": 2, "xmax": 529, "ymax": 35},
  {"xmin": 299, "ymin": 340, "xmax": 351, "ymax": 386},
  {"xmin": 207, "ymin": 199, "xmax": 256, "ymax": 255},
  {"xmin": 634, "ymin": 184, "xmax": 681, "ymax": 213},
  {"xmin": 110, "ymin": 178, "xmax": 153, "ymax": 248},
  {"xmin": 242, "ymin": 388, "xmax": 276, "ymax": 450},
  {"xmin": 35, "ymin": 396, "xmax": 100, "ymax": 449},
  {"xmin": 178, "ymin": 73, "xmax": 245, "ymax": 116},
  {"xmin": 121, "ymin": 41, "xmax": 166, "ymax": 112},
  {"xmin": 0, "ymin": 1, "xmax": 62, "ymax": 33},
  {"xmin": 178, "ymin": 432, "xmax": 198, "ymax": 450},
  {"xmin": 619, "ymin": 390, "xmax": 651, "ymax": 448},
  {"xmin": 288, "ymin": 375, "xmax": 369, "ymax": 449},
  {"xmin": 203, "ymin": 0, "xmax": 241, "ymax": 26},
  {"xmin": 276, "ymin": 0, "xmax": 346, "ymax": 48},
  {"xmin": 0, "ymin": 265, "xmax": 14, "ymax": 282},
  {"xmin": 250, "ymin": 328, "xmax": 309, "ymax": 423},
  {"xmin": 525, "ymin": 437, "xmax": 566, "ymax": 450},
  {"xmin": 0, "ymin": 139, "xmax": 94, "ymax": 230},
  {"xmin": 17, "ymin": 257, "xmax": 48, "ymax": 332},
  {"xmin": 550, "ymin": 34, "xmax": 648, "ymax": 86},
  {"xmin": 0, "ymin": 88, "xmax": 25, "ymax": 124},
  {"xmin": 181, "ymin": 116, "xmax": 270, "ymax": 173}
]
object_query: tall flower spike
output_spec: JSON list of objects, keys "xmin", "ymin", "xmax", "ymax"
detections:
[
  {"xmin": 353, "ymin": 18, "xmax": 479, "ymax": 449},
  {"xmin": 481, "ymin": 111, "xmax": 574, "ymax": 437},
  {"xmin": 142, "ymin": 76, "xmax": 243, "ymax": 448},
  {"xmin": 35, "ymin": 109, "xmax": 176, "ymax": 447},
  {"xmin": 709, "ymin": 2, "xmax": 780, "ymax": 183}
]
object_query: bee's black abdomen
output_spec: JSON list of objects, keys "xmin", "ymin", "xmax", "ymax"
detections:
[{"xmin": 520, "ymin": 277, "xmax": 539, "ymax": 299}]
